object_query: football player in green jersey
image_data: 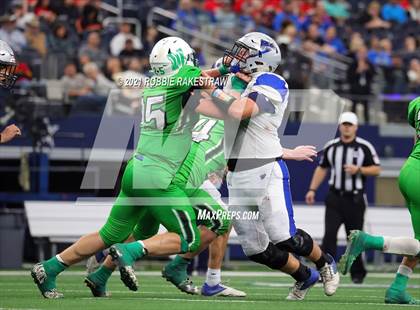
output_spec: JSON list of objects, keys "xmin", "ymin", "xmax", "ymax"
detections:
[
  {"xmin": 84, "ymin": 116, "xmax": 245, "ymax": 297},
  {"xmin": 83, "ymin": 72, "xmax": 248, "ymax": 297},
  {"xmin": 339, "ymin": 96, "xmax": 420, "ymax": 305},
  {"xmin": 30, "ymin": 37, "xmax": 233, "ymax": 299}
]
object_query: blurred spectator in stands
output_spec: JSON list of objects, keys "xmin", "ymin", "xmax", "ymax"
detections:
[
  {"xmin": 348, "ymin": 32, "xmax": 365, "ymax": 57},
  {"xmin": 300, "ymin": 0, "xmax": 317, "ymax": 15},
  {"xmin": 276, "ymin": 22, "xmax": 299, "ymax": 49},
  {"xmin": 400, "ymin": 35, "xmax": 419, "ymax": 64},
  {"xmin": 368, "ymin": 37, "xmax": 392, "ymax": 67},
  {"xmin": 272, "ymin": 0, "xmax": 299, "ymax": 32},
  {"xmin": 324, "ymin": 25, "xmax": 347, "ymax": 54},
  {"xmin": 306, "ymin": 23, "xmax": 324, "ymax": 46},
  {"xmin": 119, "ymin": 38, "xmax": 145, "ymax": 67},
  {"xmin": 10, "ymin": 3, "xmax": 35, "ymax": 30},
  {"xmin": 408, "ymin": 0, "xmax": 420, "ymax": 21},
  {"xmin": 105, "ymin": 57, "xmax": 123, "ymax": 82},
  {"xmin": 278, "ymin": 26, "xmax": 312, "ymax": 89},
  {"xmin": 79, "ymin": 31, "xmax": 108, "ymax": 69},
  {"xmin": 322, "ymin": 0, "xmax": 350, "ymax": 20},
  {"xmin": 75, "ymin": 4, "xmax": 102, "ymax": 35},
  {"xmin": 56, "ymin": 0, "xmax": 80, "ymax": 23},
  {"xmin": 118, "ymin": 58, "xmax": 147, "ymax": 113},
  {"xmin": 174, "ymin": 0, "xmax": 200, "ymax": 31},
  {"xmin": 258, "ymin": 6, "xmax": 277, "ymax": 30},
  {"xmin": 0, "ymin": 15, "xmax": 26, "ymax": 54},
  {"xmin": 34, "ymin": 0, "xmax": 56, "ymax": 21},
  {"xmin": 204, "ymin": 0, "xmax": 223, "ymax": 13},
  {"xmin": 110, "ymin": 22, "xmax": 142, "ymax": 57},
  {"xmin": 78, "ymin": 53, "xmax": 91, "ymax": 69},
  {"xmin": 194, "ymin": 0, "xmax": 216, "ymax": 26},
  {"xmin": 47, "ymin": 23, "xmax": 78, "ymax": 59},
  {"xmin": 384, "ymin": 55, "xmax": 408, "ymax": 93},
  {"xmin": 71, "ymin": 62, "xmax": 114, "ymax": 112},
  {"xmin": 381, "ymin": 0, "xmax": 408, "ymax": 24},
  {"xmin": 360, "ymin": 1, "xmax": 391, "ymax": 30},
  {"xmin": 142, "ymin": 26, "xmax": 159, "ymax": 56},
  {"xmin": 407, "ymin": 58, "xmax": 420, "ymax": 93},
  {"xmin": 347, "ymin": 45, "xmax": 375, "ymax": 123},
  {"xmin": 61, "ymin": 62, "xmax": 91, "ymax": 101},
  {"xmin": 237, "ymin": 1, "xmax": 256, "ymax": 33},
  {"xmin": 301, "ymin": 2, "xmax": 333, "ymax": 34},
  {"xmin": 83, "ymin": 62, "xmax": 115, "ymax": 97},
  {"xmin": 214, "ymin": 1, "xmax": 238, "ymax": 41},
  {"xmin": 24, "ymin": 17, "xmax": 46, "ymax": 58}
]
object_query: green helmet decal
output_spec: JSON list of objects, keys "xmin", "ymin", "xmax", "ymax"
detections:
[{"xmin": 168, "ymin": 48, "xmax": 186, "ymax": 70}]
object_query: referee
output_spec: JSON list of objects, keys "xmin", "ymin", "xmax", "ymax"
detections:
[{"xmin": 305, "ymin": 112, "xmax": 381, "ymax": 283}]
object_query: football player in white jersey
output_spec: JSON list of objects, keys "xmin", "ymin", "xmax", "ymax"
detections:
[{"xmin": 201, "ymin": 32, "xmax": 339, "ymax": 300}]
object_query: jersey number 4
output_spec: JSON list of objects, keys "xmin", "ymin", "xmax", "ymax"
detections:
[
  {"xmin": 192, "ymin": 118, "xmax": 217, "ymax": 142},
  {"xmin": 142, "ymin": 95, "xmax": 166, "ymax": 129}
]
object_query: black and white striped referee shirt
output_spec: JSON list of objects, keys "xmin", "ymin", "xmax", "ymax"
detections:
[{"xmin": 319, "ymin": 137, "xmax": 380, "ymax": 192}]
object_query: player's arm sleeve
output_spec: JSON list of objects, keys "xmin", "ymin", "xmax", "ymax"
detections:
[
  {"xmin": 171, "ymin": 65, "xmax": 202, "ymax": 95},
  {"xmin": 247, "ymin": 73, "xmax": 289, "ymax": 114},
  {"xmin": 362, "ymin": 143, "xmax": 381, "ymax": 166}
]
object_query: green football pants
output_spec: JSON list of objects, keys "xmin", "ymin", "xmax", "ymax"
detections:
[
  {"xmin": 399, "ymin": 156, "xmax": 420, "ymax": 240},
  {"xmin": 99, "ymin": 158, "xmax": 200, "ymax": 253}
]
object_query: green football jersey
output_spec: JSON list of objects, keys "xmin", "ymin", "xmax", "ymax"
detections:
[
  {"xmin": 408, "ymin": 96, "xmax": 420, "ymax": 160},
  {"xmin": 135, "ymin": 65, "xmax": 202, "ymax": 178},
  {"xmin": 174, "ymin": 117, "xmax": 225, "ymax": 188}
]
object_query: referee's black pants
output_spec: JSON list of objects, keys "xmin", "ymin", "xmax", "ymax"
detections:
[{"xmin": 322, "ymin": 189, "xmax": 367, "ymax": 279}]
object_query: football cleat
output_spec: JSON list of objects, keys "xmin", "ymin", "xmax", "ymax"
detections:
[
  {"xmin": 161, "ymin": 265, "xmax": 199, "ymax": 295},
  {"xmin": 201, "ymin": 283, "xmax": 246, "ymax": 297},
  {"xmin": 385, "ymin": 287, "xmax": 420, "ymax": 305},
  {"xmin": 339, "ymin": 230, "xmax": 368, "ymax": 275},
  {"xmin": 286, "ymin": 268, "xmax": 319, "ymax": 301},
  {"xmin": 319, "ymin": 254, "xmax": 340, "ymax": 296},
  {"xmin": 109, "ymin": 244, "xmax": 138, "ymax": 291},
  {"xmin": 31, "ymin": 263, "xmax": 63, "ymax": 299},
  {"xmin": 84, "ymin": 276, "xmax": 109, "ymax": 297}
]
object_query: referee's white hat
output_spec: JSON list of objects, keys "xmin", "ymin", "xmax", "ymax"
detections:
[{"xmin": 339, "ymin": 112, "xmax": 358, "ymax": 125}]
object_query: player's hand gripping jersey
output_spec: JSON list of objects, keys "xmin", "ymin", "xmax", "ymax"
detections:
[{"xmin": 224, "ymin": 72, "xmax": 289, "ymax": 159}]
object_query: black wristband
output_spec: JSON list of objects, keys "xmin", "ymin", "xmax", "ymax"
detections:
[{"xmin": 308, "ymin": 189, "xmax": 316, "ymax": 193}]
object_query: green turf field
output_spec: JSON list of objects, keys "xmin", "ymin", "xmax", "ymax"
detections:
[{"xmin": 1, "ymin": 271, "xmax": 419, "ymax": 310}]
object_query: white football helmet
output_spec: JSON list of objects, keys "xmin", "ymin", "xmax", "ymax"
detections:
[
  {"xmin": 223, "ymin": 32, "xmax": 281, "ymax": 74},
  {"xmin": 149, "ymin": 36, "xmax": 197, "ymax": 77},
  {"xmin": 0, "ymin": 40, "xmax": 17, "ymax": 89}
]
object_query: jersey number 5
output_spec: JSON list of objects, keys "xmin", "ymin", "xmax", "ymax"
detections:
[{"xmin": 142, "ymin": 95, "xmax": 166, "ymax": 129}]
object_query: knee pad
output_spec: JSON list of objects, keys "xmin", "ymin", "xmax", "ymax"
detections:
[
  {"xmin": 276, "ymin": 228, "xmax": 314, "ymax": 257},
  {"xmin": 248, "ymin": 242, "xmax": 289, "ymax": 270}
]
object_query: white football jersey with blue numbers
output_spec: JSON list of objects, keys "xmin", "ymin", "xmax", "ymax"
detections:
[{"xmin": 224, "ymin": 72, "xmax": 289, "ymax": 159}]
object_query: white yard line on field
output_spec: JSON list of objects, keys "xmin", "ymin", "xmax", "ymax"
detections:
[
  {"xmin": 1, "ymin": 270, "xmax": 419, "ymax": 279},
  {"xmin": 251, "ymin": 282, "xmax": 420, "ymax": 289}
]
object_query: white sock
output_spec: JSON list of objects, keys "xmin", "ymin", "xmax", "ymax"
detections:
[
  {"xmin": 397, "ymin": 264, "xmax": 413, "ymax": 277},
  {"xmin": 206, "ymin": 268, "xmax": 221, "ymax": 286},
  {"xmin": 138, "ymin": 241, "xmax": 147, "ymax": 255},
  {"xmin": 56, "ymin": 254, "xmax": 65, "ymax": 264},
  {"xmin": 383, "ymin": 237, "xmax": 420, "ymax": 256}
]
